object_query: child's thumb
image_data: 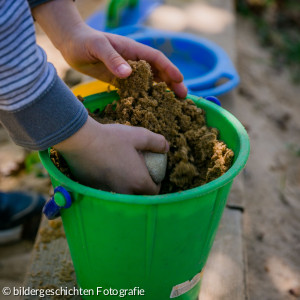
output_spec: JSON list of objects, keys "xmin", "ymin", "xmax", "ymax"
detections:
[
  {"xmin": 133, "ymin": 128, "xmax": 169, "ymax": 154},
  {"xmin": 94, "ymin": 37, "xmax": 132, "ymax": 78}
]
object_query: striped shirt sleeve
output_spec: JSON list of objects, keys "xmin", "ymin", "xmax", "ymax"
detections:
[{"xmin": 0, "ymin": 0, "xmax": 88, "ymax": 150}]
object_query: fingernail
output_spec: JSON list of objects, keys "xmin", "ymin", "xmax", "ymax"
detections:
[{"xmin": 116, "ymin": 64, "xmax": 132, "ymax": 77}]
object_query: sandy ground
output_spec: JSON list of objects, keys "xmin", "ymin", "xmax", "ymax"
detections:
[
  {"xmin": 236, "ymin": 17, "xmax": 300, "ymax": 300},
  {"xmin": 0, "ymin": 1, "xmax": 300, "ymax": 300}
]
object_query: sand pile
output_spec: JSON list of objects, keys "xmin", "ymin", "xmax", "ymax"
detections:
[{"xmin": 90, "ymin": 60, "xmax": 234, "ymax": 193}]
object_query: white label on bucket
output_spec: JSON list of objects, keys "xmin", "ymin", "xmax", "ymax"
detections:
[{"xmin": 170, "ymin": 270, "xmax": 204, "ymax": 298}]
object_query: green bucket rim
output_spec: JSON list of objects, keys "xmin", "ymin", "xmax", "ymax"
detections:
[{"xmin": 39, "ymin": 95, "xmax": 250, "ymax": 205}]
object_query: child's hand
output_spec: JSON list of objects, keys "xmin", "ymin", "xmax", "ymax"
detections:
[
  {"xmin": 32, "ymin": 0, "xmax": 173, "ymax": 194},
  {"xmin": 32, "ymin": 0, "xmax": 187, "ymax": 98},
  {"xmin": 60, "ymin": 26, "xmax": 187, "ymax": 98},
  {"xmin": 54, "ymin": 117, "xmax": 169, "ymax": 195}
]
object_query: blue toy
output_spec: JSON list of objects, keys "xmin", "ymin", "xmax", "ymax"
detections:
[{"xmin": 109, "ymin": 26, "xmax": 240, "ymax": 97}]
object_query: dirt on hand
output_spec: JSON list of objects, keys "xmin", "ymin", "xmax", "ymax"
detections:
[{"xmin": 90, "ymin": 60, "xmax": 234, "ymax": 193}]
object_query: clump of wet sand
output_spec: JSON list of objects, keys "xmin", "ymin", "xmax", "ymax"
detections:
[{"xmin": 91, "ymin": 60, "xmax": 234, "ymax": 193}]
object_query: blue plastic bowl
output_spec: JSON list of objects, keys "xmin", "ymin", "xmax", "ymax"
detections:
[
  {"xmin": 86, "ymin": 6, "xmax": 240, "ymax": 97},
  {"xmin": 108, "ymin": 25, "xmax": 239, "ymax": 97}
]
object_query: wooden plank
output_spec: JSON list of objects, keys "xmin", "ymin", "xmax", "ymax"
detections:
[
  {"xmin": 23, "ymin": 217, "xmax": 80, "ymax": 300},
  {"xmin": 227, "ymin": 173, "xmax": 245, "ymax": 209},
  {"xmin": 199, "ymin": 208, "xmax": 247, "ymax": 300}
]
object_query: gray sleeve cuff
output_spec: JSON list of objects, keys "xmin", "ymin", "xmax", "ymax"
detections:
[
  {"xmin": 0, "ymin": 75, "xmax": 88, "ymax": 150},
  {"xmin": 28, "ymin": 0, "xmax": 75, "ymax": 9}
]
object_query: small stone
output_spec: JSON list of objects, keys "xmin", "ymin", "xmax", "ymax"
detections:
[{"xmin": 143, "ymin": 152, "xmax": 167, "ymax": 184}]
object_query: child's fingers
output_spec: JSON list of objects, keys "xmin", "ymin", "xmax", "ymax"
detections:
[
  {"xmin": 91, "ymin": 35, "xmax": 132, "ymax": 78},
  {"xmin": 132, "ymin": 127, "xmax": 169, "ymax": 153},
  {"xmin": 110, "ymin": 150, "xmax": 160, "ymax": 195},
  {"xmin": 171, "ymin": 82, "xmax": 188, "ymax": 99},
  {"xmin": 133, "ymin": 179, "xmax": 161, "ymax": 195},
  {"xmin": 106, "ymin": 33, "xmax": 184, "ymax": 83}
]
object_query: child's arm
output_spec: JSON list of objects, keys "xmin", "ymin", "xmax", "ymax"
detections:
[
  {"xmin": 0, "ymin": 0, "xmax": 88, "ymax": 151},
  {"xmin": 0, "ymin": 0, "xmax": 167, "ymax": 194},
  {"xmin": 31, "ymin": 0, "xmax": 187, "ymax": 98}
]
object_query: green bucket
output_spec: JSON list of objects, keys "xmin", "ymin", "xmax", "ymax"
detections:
[{"xmin": 39, "ymin": 91, "xmax": 250, "ymax": 299}]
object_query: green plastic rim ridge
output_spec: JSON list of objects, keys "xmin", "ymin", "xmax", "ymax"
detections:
[{"xmin": 39, "ymin": 95, "xmax": 250, "ymax": 205}]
